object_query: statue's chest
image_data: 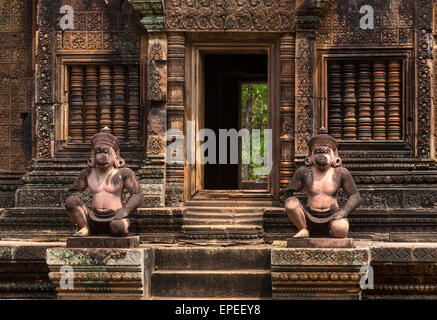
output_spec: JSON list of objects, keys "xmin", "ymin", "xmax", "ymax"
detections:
[
  {"xmin": 87, "ymin": 170, "xmax": 122, "ymax": 193},
  {"xmin": 307, "ymin": 169, "xmax": 338, "ymax": 195}
]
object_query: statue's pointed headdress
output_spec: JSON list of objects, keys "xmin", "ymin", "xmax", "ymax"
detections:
[
  {"xmin": 308, "ymin": 127, "xmax": 338, "ymax": 151},
  {"xmin": 90, "ymin": 126, "xmax": 120, "ymax": 155}
]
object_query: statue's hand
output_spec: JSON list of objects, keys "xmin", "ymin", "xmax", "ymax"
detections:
[
  {"xmin": 333, "ymin": 209, "xmax": 347, "ymax": 220},
  {"xmin": 115, "ymin": 208, "xmax": 128, "ymax": 219}
]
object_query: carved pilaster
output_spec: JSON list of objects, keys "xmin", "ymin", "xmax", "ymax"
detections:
[
  {"xmin": 146, "ymin": 34, "xmax": 167, "ymax": 160},
  {"xmin": 415, "ymin": 0, "xmax": 433, "ymax": 158},
  {"xmin": 295, "ymin": 16, "xmax": 317, "ymax": 159},
  {"xmin": 166, "ymin": 33, "xmax": 185, "ymax": 207},
  {"xmin": 280, "ymin": 34, "xmax": 295, "ymax": 189},
  {"xmin": 35, "ymin": 0, "xmax": 55, "ymax": 159}
]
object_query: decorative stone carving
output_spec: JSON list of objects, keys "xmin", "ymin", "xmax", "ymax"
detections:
[
  {"xmin": 295, "ymin": 36, "xmax": 314, "ymax": 157},
  {"xmin": 46, "ymin": 248, "xmax": 151, "ymax": 300},
  {"xmin": 415, "ymin": 0, "xmax": 433, "ymax": 158},
  {"xmin": 55, "ymin": 0, "xmax": 142, "ymax": 54},
  {"xmin": 147, "ymin": 37, "xmax": 167, "ymax": 102},
  {"xmin": 165, "ymin": 0, "xmax": 296, "ymax": 31},
  {"xmin": 166, "ymin": 33, "xmax": 185, "ymax": 207},
  {"xmin": 316, "ymin": 0, "xmax": 415, "ymax": 48},
  {"xmin": 271, "ymin": 247, "xmax": 370, "ymax": 300}
]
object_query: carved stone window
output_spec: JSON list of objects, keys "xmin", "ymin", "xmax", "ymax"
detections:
[
  {"xmin": 68, "ymin": 64, "xmax": 141, "ymax": 144},
  {"xmin": 327, "ymin": 59, "xmax": 403, "ymax": 141}
]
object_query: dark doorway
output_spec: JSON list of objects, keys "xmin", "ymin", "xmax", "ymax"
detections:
[{"xmin": 203, "ymin": 54, "xmax": 268, "ymax": 190}]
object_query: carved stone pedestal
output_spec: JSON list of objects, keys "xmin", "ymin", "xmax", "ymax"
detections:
[
  {"xmin": 66, "ymin": 236, "xmax": 140, "ymax": 248},
  {"xmin": 46, "ymin": 248, "xmax": 152, "ymax": 300},
  {"xmin": 286, "ymin": 238, "xmax": 354, "ymax": 248},
  {"xmin": 271, "ymin": 247, "xmax": 370, "ymax": 300}
]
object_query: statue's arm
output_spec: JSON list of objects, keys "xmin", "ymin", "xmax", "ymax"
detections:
[
  {"xmin": 287, "ymin": 167, "xmax": 306, "ymax": 193},
  {"xmin": 336, "ymin": 168, "xmax": 361, "ymax": 219},
  {"xmin": 121, "ymin": 168, "xmax": 143, "ymax": 214},
  {"xmin": 69, "ymin": 168, "xmax": 89, "ymax": 192}
]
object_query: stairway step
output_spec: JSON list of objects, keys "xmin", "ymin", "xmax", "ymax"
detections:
[
  {"xmin": 184, "ymin": 200, "xmax": 279, "ymax": 207},
  {"xmin": 151, "ymin": 270, "xmax": 271, "ymax": 298},
  {"xmin": 182, "ymin": 224, "xmax": 263, "ymax": 231},
  {"xmin": 184, "ymin": 212, "xmax": 262, "ymax": 220},
  {"xmin": 183, "ymin": 218, "xmax": 263, "ymax": 226},
  {"xmin": 154, "ymin": 247, "xmax": 271, "ymax": 270},
  {"xmin": 186, "ymin": 207, "xmax": 264, "ymax": 213}
]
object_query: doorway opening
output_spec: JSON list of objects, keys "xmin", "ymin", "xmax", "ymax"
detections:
[{"xmin": 203, "ymin": 54, "xmax": 268, "ymax": 190}]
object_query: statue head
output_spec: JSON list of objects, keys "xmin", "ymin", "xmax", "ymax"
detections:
[
  {"xmin": 305, "ymin": 127, "xmax": 342, "ymax": 169},
  {"xmin": 88, "ymin": 127, "xmax": 125, "ymax": 168}
]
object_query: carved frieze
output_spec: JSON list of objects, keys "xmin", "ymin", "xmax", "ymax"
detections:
[
  {"xmin": 165, "ymin": 0, "xmax": 296, "ymax": 31},
  {"xmin": 316, "ymin": 0, "xmax": 415, "ymax": 48},
  {"xmin": 54, "ymin": 0, "xmax": 142, "ymax": 53}
]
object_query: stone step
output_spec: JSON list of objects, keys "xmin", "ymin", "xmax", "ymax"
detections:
[
  {"xmin": 154, "ymin": 247, "xmax": 271, "ymax": 270},
  {"xmin": 184, "ymin": 211, "xmax": 263, "ymax": 219},
  {"xmin": 151, "ymin": 270, "xmax": 271, "ymax": 298},
  {"xmin": 184, "ymin": 200, "xmax": 279, "ymax": 207},
  {"xmin": 182, "ymin": 224, "xmax": 263, "ymax": 232},
  {"xmin": 183, "ymin": 218, "xmax": 263, "ymax": 226},
  {"xmin": 186, "ymin": 207, "xmax": 264, "ymax": 213}
]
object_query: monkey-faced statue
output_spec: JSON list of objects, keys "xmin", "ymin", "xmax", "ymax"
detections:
[
  {"xmin": 285, "ymin": 128, "xmax": 361, "ymax": 238},
  {"xmin": 65, "ymin": 127, "xmax": 143, "ymax": 237}
]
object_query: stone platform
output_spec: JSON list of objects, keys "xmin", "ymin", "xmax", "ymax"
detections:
[
  {"xmin": 286, "ymin": 238, "xmax": 354, "ymax": 248},
  {"xmin": 271, "ymin": 247, "xmax": 370, "ymax": 300},
  {"xmin": 66, "ymin": 236, "xmax": 140, "ymax": 248},
  {"xmin": 2, "ymin": 241, "xmax": 437, "ymax": 299},
  {"xmin": 46, "ymin": 247, "xmax": 152, "ymax": 300}
]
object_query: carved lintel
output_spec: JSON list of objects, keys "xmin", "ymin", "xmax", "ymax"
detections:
[{"xmin": 164, "ymin": 0, "xmax": 296, "ymax": 32}]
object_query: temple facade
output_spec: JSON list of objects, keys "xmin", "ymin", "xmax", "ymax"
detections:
[
  {"xmin": 0, "ymin": 0, "xmax": 437, "ymax": 242},
  {"xmin": 2, "ymin": 0, "xmax": 437, "ymax": 301}
]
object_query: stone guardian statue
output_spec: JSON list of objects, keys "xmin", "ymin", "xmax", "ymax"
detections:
[
  {"xmin": 285, "ymin": 128, "xmax": 361, "ymax": 238},
  {"xmin": 65, "ymin": 127, "xmax": 143, "ymax": 237}
]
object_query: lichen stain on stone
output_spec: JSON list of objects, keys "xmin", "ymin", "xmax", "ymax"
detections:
[{"xmin": 55, "ymin": 249, "xmax": 129, "ymax": 265}]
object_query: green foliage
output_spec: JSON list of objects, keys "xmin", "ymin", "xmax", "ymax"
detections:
[{"xmin": 241, "ymin": 83, "xmax": 268, "ymax": 180}]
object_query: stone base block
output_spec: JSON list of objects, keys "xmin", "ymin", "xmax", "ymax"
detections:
[
  {"xmin": 271, "ymin": 247, "xmax": 370, "ymax": 300},
  {"xmin": 66, "ymin": 236, "xmax": 140, "ymax": 248},
  {"xmin": 287, "ymin": 238, "xmax": 354, "ymax": 248},
  {"xmin": 47, "ymin": 248, "xmax": 151, "ymax": 300}
]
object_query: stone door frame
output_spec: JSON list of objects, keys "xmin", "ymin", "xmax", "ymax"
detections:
[{"xmin": 184, "ymin": 35, "xmax": 281, "ymax": 200}]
